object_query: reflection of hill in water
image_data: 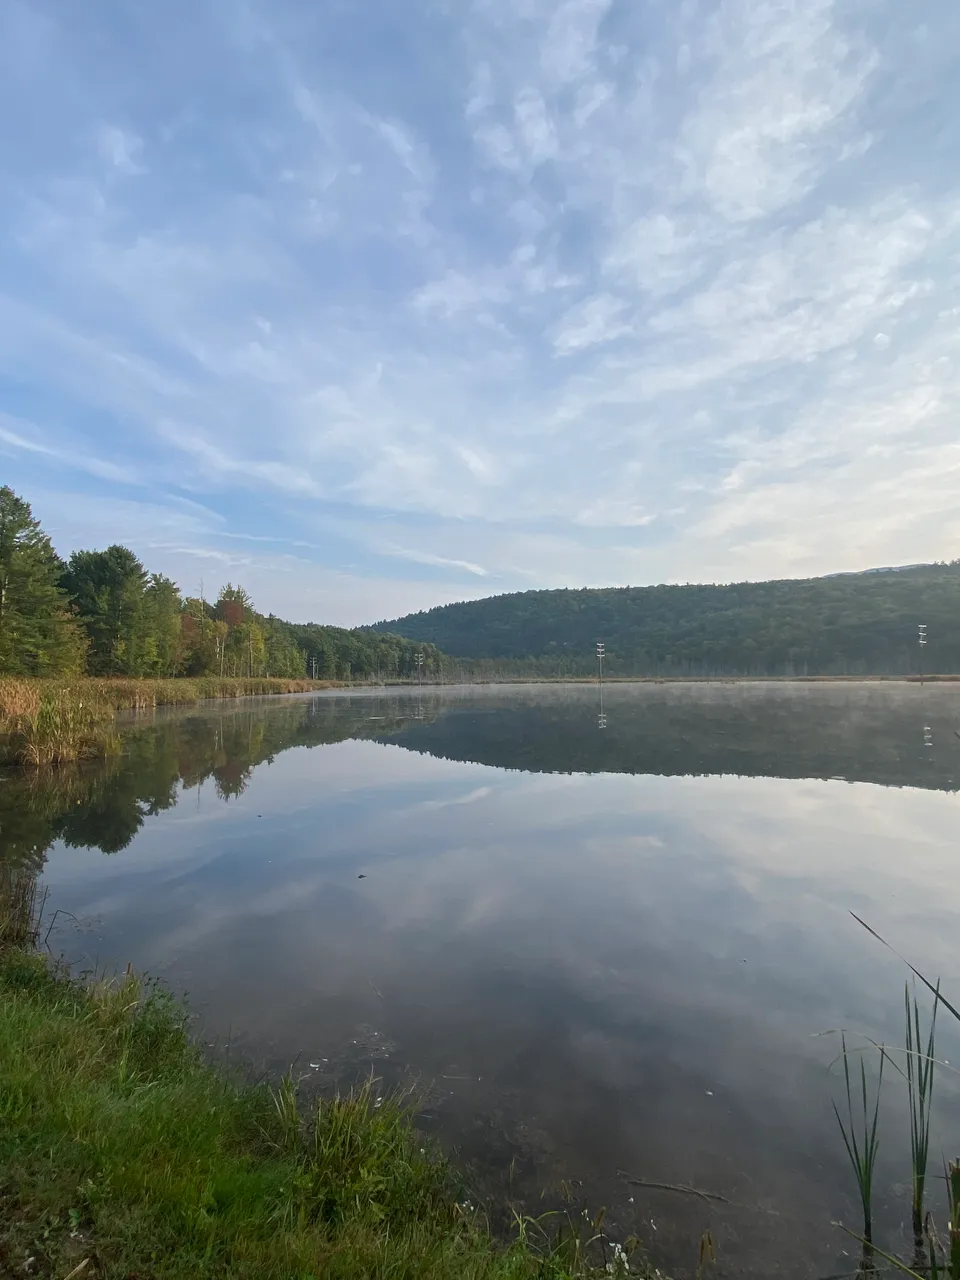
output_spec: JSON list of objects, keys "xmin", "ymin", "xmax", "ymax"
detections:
[
  {"xmin": 375, "ymin": 683, "xmax": 960, "ymax": 793},
  {"xmin": 2, "ymin": 684, "xmax": 957, "ymax": 867}
]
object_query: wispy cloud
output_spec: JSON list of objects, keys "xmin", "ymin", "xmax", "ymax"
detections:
[
  {"xmin": 0, "ymin": 414, "xmax": 139, "ymax": 484},
  {"xmin": 380, "ymin": 545, "xmax": 490, "ymax": 577},
  {"xmin": 0, "ymin": 0, "xmax": 956, "ymax": 621},
  {"xmin": 97, "ymin": 124, "xmax": 144, "ymax": 174}
]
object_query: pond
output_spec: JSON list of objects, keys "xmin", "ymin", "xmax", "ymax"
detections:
[{"xmin": 5, "ymin": 681, "xmax": 960, "ymax": 1278}]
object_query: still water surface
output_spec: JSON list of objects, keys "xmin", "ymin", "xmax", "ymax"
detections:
[{"xmin": 6, "ymin": 682, "xmax": 960, "ymax": 1278}]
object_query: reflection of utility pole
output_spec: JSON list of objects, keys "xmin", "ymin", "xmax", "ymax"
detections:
[{"xmin": 918, "ymin": 623, "xmax": 927, "ymax": 685}]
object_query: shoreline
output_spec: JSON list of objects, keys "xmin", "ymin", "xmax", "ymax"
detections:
[
  {"xmin": 0, "ymin": 876, "xmax": 647, "ymax": 1280},
  {"xmin": 375, "ymin": 673, "xmax": 960, "ymax": 685},
  {"xmin": 0, "ymin": 678, "xmax": 337, "ymax": 768},
  {"xmin": 3, "ymin": 672, "xmax": 952, "ymax": 767}
]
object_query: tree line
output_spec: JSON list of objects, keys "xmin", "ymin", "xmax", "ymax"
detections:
[
  {"xmin": 0, "ymin": 486, "xmax": 442, "ymax": 681},
  {"xmin": 370, "ymin": 564, "xmax": 960, "ymax": 677}
]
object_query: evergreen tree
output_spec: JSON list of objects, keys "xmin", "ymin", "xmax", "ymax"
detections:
[
  {"xmin": 61, "ymin": 545, "xmax": 149, "ymax": 675},
  {"xmin": 1, "ymin": 486, "xmax": 446, "ymax": 682},
  {"xmin": 0, "ymin": 486, "xmax": 86, "ymax": 675}
]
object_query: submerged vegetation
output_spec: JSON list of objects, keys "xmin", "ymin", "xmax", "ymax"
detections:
[{"xmin": 0, "ymin": 871, "xmax": 651, "ymax": 1280}]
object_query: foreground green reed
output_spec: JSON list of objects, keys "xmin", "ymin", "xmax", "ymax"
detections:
[
  {"xmin": 0, "ymin": 677, "xmax": 328, "ymax": 766},
  {"xmin": 0, "ymin": 873, "xmax": 649, "ymax": 1280},
  {"xmin": 832, "ymin": 918, "xmax": 959, "ymax": 1277}
]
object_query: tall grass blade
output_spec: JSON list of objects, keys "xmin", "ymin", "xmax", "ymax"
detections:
[
  {"xmin": 948, "ymin": 1162, "xmax": 960, "ymax": 1280},
  {"xmin": 851, "ymin": 913, "xmax": 960, "ymax": 1025},
  {"xmin": 833, "ymin": 1033, "xmax": 884, "ymax": 1254},
  {"xmin": 905, "ymin": 981, "xmax": 938, "ymax": 1252},
  {"xmin": 0, "ymin": 865, "xmax": 40, "ymax": 949}
]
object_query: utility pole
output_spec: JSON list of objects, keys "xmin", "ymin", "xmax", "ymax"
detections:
[
  {"xmin": 597, "ymin": 641, "xmax": 605, "ymax": 684},
  {"xmin": 415, "ymin": 651, "xmax": 424, "ymax": 690},
  {"xmin": 918, "ymin": 623, "xmax": 927, "ymax": 684}
]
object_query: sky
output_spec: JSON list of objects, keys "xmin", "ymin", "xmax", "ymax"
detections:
[{"xmin": 1, "ymin": 0, "xmax": 959, "ymax": 626}]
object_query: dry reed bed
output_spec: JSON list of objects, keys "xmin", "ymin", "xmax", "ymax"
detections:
[{"xmin": 0, "ymin": 677, "xmax": 331, "ymax": 766}]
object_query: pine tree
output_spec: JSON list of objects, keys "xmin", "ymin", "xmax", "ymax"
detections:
[
  {"xmin": 60, "ymin": 545, "xmax": 149, "ymax": 675},
  {"xmin": 0, "ymin": 486, "xmax": 87, "ymax": 675}
]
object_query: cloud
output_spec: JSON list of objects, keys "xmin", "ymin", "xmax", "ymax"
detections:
[
  {"xmin": 382, "ymin": 547, "xmax": 490, "ymax": 577},
  {"xmin": 0, "ymin": 414, "xmax": 139, "ymax": 484},
  {"xmin": 97, "ymin": 125, "xmax": 144, "ymax": 174},
  {"xmin": 674, "ymin": 0, "xmax": 877, "ymax": 221},
  {"xmin": 0, "ymin": 0, "xmax": 956, "ymax": 621},
  {"xmin": 553, "ymin": 293, "xmax": 631, "ymax": 354}
]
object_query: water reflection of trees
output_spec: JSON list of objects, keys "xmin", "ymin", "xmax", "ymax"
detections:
[
  {"xmin": 3, "ymin": 685, "xmax": 956, "ymax": 876},
  {"xmin": 0, "ymin": 697, "xmax": 431, "ymax": 871},
  {"xmin": 374, "ymin": 684, "xmax": 960, "ymax": 794}
]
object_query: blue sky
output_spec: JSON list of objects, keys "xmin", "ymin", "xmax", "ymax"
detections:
[{"xmin": 1, "ymin": 0, "xmax": 958, "ymax": 625}]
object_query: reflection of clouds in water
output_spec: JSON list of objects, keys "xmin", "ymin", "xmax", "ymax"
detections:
[
  {"xmin": 22, "ymin": 686, "xmax": 960, "ymax": 1280},
  {"xmin": 45, "ymin": 747, "xmax": 960, "ymax": 1038},
  {"xmin": 36, "ymin": 711, "xmax": 960, "ymax": 1280},
  {"xmin": 410, "ymin": 786, "xmax": 494, "ymax": 812}
]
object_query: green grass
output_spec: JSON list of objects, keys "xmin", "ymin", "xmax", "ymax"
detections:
[{"xmin": 0, "ymin": 917, "xmax": 649, "ymax": 1279}]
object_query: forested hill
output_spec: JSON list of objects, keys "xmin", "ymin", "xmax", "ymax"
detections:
[{"xmin": 369, "ymin": 563, "xmax": 960, "ymax": 677}]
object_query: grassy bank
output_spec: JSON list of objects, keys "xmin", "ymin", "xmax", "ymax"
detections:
[
  {"xmin": 0, "ymin": 678, "xmax": 330, "ymax": 766},
  {"xmin": 0, "ymin": 676, "xmax": 329, "ymax": 719},
  {"xmin": 0, "ymin": 876, "xmax": 643, "ymax": 1280}
]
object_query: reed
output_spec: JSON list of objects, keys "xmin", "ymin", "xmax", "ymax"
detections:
[
  {"xmin": 3, "ymin": 688, "xmax": 118, "ymax": 766},
  {"xmin": 0, "ymin": 865, "xmax": 40, "ymax": 950},
  {"xmin": 0, "ymin": 676, "xmax": 42, "ymax": 719},
  {"xmin": 77, "ymin": 676, "xmax": 326, "ymax": 710},
  {"xmin": 844, "ymin": 914, "xmax": 960, "ymax": 1276},
  {"xmin": 0, "ymin": 677, "xmax": 333, "ymax": 766},
  {"xmin": 0, "ymin": 675, "xmax": 328, "ymax": 719},
  {"xmin": 832, "ymin": 1033, "xmax": 884, "ymax": 1255},
  {"xmin": 905, "ymin": 980, "xmax": 938, "ymax": 1253}
]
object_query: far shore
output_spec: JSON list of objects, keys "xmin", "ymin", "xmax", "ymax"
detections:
[{"xmin": 376, "ymin": 672, "xmax": 960, "ymax": 685}]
